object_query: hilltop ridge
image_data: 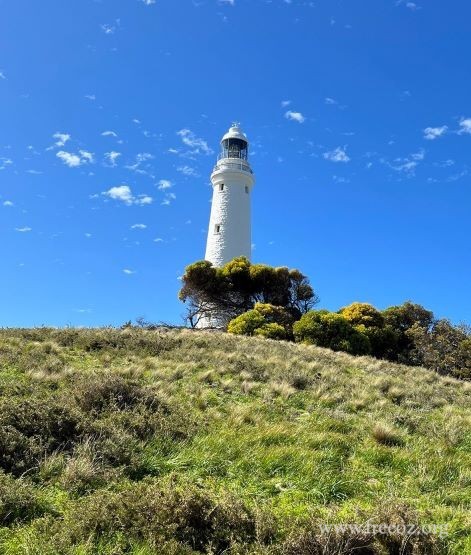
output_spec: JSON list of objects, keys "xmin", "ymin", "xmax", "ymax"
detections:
[{"xmin": 0, "ymin": 327, "xmax": 469, "ymax": 554}]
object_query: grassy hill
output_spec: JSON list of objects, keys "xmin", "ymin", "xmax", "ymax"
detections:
[{"xmin": 0, "ymin": 327, "xmax": 469, "ymax": 554}]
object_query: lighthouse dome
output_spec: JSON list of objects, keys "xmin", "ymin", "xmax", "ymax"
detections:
[{"xmin": 221, "ymin": 123, "xmax": 249, "ymax": 145}]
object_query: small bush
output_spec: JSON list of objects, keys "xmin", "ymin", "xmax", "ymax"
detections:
[
  {"xmin": 0, "ymin": 472, "xmax": 46, "ymax": 525},
  {"xmin": 228, "ymin": 310, "xmax": 268, "ymax": 336},
  {"xmin": 372, "ymin": 424, "xmax": 405, "ymax": 447},
  {"xmin": 50, "ymin": 482, "xmax": 258, "ymax": 552},
  {"xmin": 228, "ymin": 304, "xmax": 293, "ymax": 339}
]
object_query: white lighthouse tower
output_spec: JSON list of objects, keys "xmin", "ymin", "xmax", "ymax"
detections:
[{"xmin": 204, "ymin": 123, "xmax": 255, "ymax": 267}]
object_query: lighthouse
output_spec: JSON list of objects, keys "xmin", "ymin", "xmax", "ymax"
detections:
[{"xmin": 204, "ymin": 123, "xmax": 255, "ymax": 267}]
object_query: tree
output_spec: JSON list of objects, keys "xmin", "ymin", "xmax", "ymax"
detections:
[
  {"xmin": 339, "ymin": 302, "xmax": 398, "ymax": 360},
  {"xmin": 179, "ymin": 257, "xmax": 318, "ymax": 328},
  {"xmin": 340, "ymin": 303, "xmax": 385, "ymax": 328},
  {"xmin": 407, "ymin": 320, "xmax": 471, "ymax": 379},
  {"xmin": 293, "ymin": 310, "xmax": 371, "ymax": 355},
  {"xmin": 383, "ymin": 302, "xmax": 434, "ymax": 364}
]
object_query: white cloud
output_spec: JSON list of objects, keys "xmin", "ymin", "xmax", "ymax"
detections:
[
  {"xmin": 125, "ymin": 152, "xmax": 155, "ymax": 175},
  {"xmin": 102, "ymin": 130, "xmax": 118, "ymax": 137},
  {"xmin": 53, "ymin": 132, "xmax": 71, "ymax": 147},
  {"xmin": 141, "ymin": 0, "xmax": 155, "ymax": 4},
  {"xmin": 411, "ymin": 148, "xmax": 425, "ymax": 161},
  {"xmin": 284, "ymin": 110, "xmax": 305, "ymax": 123},
  {"xmin": 85, "ymin": 94, "xmax": 96, "ymax": 101},
  {"xmin": 104, "ymin": 151, "xmax": 121, "ymax": 167},
  {"xmin": 0, "ymin": 71, "xmax": 5, "ymax": 80},
  {"xmin": 325, "ymin": 97, "xmax": 338, "ymax": 105},
  {"xmin": 323, "ymin": 146, "xmax": 350, "ymax": 163},
  {"xmin": 154, "ymin": 237, "xmax": 163, "ymax": 243},
  {"xmin": 101, "ymin": 20, "xmax": 120, "ymax": 34},
  {"xmin": 396, "ymin": 0, "xmax": 420, "ymax": 9},
  {"xmin": 161, "ymin": 192, "xmax": 176, "ymax": 206},
  {"xmin": 219, "ymin": 0, "xmax": 235, "ymax": 5},
  {"xmin": 423, "ymin": 126, "xmax": 447, "ymax": 140},
  {"xmin": 131, "ymin": 223, "xmax": 147, "ymax": 229},
  {"xmin": 158, "ymin": 179, "xmax": 172, "ymax": 190},
  {"xmin": 177, "ymin": 129, "xmax": 212, "ymax": 155},
  {"xmin": 137, "ymin": 195, "xmax": 153, "ymax": 205},
  {"xmin": 56, "ymin": 150, "xmax": 94, "ymax": 168},
  {"xmin": 0, "ymin": 157, "xmax": 13, "ymax": 170},
  {"xmin": 386, "ymin": 149, "xmax": 425, "ymax": 175},
  {"xmin": 15, "ymin": 226, "xmax": 32, "ymax": 232},
  {"xmin": 102, "ymin": 185, "xmax": 153, "ymax": 206},
  {"xmin": 281, "ymin": 100, "xmax": 291, "ymax": 107},
  {"xmin": 104, "ymin": 185, "xmax": 133, "ymax": 204},
  {"xmin": 3, "ymin": 200, "xmax": 13, "ymax": 207},
  {"xmin": 56, "ymin": 151, "xmax": 82, "ymax": 168},
  {"xmin": 177, "ymin": 165, "xmax": 199, "ymax": 177},
  {"xmin": 123, "ymin": 269, "xmax": 136, "ymax": 275},
  {"xmin": 458, "ymin": 117, "xmax": 471, "ymax": 135},
  {"xmin": 79, "ymin": 150, "xmax": 94, "ymax": 163}
]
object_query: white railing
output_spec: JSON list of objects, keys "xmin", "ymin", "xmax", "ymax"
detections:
[{"xmin": 212, "ymin": 159, "xmax": 253, "ymax": 174}]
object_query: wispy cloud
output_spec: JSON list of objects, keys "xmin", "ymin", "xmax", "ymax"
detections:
[
  {"xmin": 157, "ymin": 179, "xmax": 172, "ymax": 190},
  {"xmin": 177, "ymin": 165, "xmax": 199, "ymax": 177},
  {"xmin": 281, "ymin": 100, "xmax": 291, "ymax": 107},
  {"xmin": 131, "ymin": 223, "xmax": 147, "ymax": 229},
  {"xmin": 123, "ymin": 268, "xmax": 136, "ymax": 275},
  {"xmin": 104, "ymin": 151, "xmax": 121, "ymax": 167},
  {"xmin": 56, "ymin": 150, "xmax": 94, "ymax": 168},
  {"xmin": 0, "ymin": 157, "xmax": 13, "ymax": 170},
  {"xmin": 385, "ymin": 148, "xmax": 425, "ymax": 175},
  {"xmin": 15, "ymin": 226, "xmax": 32, "ymax": 232},
  {"xmin": 161, "ymin": 192, "xmax": 176, "ymax": 206},
  {"xmin": 3, "ymin": 200, "xmax": 13, "ymax": 207},
  {"xmin": 102, "ymin": 185, "xmax": 153, "ymax": 206},
  {"xmin": 284, "ymin": 110, "xmax": 305, "ymax": 123},
  {"xmin": 323, "ymin": 146, "xmax": 350, "ymax": 162},
  {"xmin": 53, "ymin": 132, "xmax": 71, "ymax": 147},
  {"xmin": 126, "ymin": 152, "xmax": 155, "ymax": 175},
  {"xmin": 141, "ymin": 0, "xmax": 156, "ymax": 4},
  {"xmin": 102, "ymin": 130, "xmax": 118, "ymax": 137},
  {"xmin": 458, "ymin": 117, "xmax": 471, "ymax": 135},
  {"xmin": 423, "ymin": 126, "xmax": 447, "ymax": 140},
  {"xmin": 0, "ymin": 71, "xmax": 6, "ymax": 80},
  {"xmin": 177, "ymin": 129, "xmax": 212, "ymax": 155},
  {"xmin": 101, "ymin": 20, "xmax": 120, "ymax": 34},
  {"xmin": 396, "ymin": 0, "xmax": 421, "ymax": 10}
]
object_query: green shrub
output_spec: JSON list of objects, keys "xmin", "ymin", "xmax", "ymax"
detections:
[
  {"xmin": 293, "ymin": 311, "xmax": 371, "ymax": 355},
  {"xmin": 254, "ymin": 323, "xmax": 288, "ymax": 340},
  {"xmin": 0, "ymin": 472, "xmax": 46, "ymax": 525},
  {"xmin": 49, "ymin": 482, "xmax": 258, "ymax": 552},
  {"xmin": 340, "ymin": 302, "xmax": 385, "ymax": 328},
  {"xmin": 228, "ymin": 310, "xmax": 266, "ymax": 336},
  {"xmin": 228, "ymin": 303, "xmax": 293, "ymax": 339},
  {"xmin": 0, "ymin": 396, "xmax": 82, "ymax": 475}
]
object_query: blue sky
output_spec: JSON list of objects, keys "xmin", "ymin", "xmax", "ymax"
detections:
[{"xmin": 1, "ymin": 0, "xmax": 470, "ymax": 327}]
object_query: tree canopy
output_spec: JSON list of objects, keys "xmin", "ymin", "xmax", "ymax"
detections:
[{"xmin": 179, "ymin": 257, "xmax": 318, "ymax": 328}]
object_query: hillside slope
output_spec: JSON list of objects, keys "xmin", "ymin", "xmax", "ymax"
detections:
[{"xmin": 0, "ymin": 328, "xmax": 469, "ymax": 554}]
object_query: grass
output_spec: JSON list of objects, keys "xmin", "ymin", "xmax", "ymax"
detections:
[{"xmin": 0, "ymin": 327, "xmax": 469, "ymax": 554}]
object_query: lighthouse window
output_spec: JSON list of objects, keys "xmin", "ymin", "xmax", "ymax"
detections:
[
  {"xmin": 219, "ymin": 183, "xmax": 224, "ymax": 191},
  {"xmin": 215, "ymin": 224, "xmax": 221, "ymax": 234},
  {"xmin": 245, "ymin": 186, "xmax": 249, "ymax": 194}
]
